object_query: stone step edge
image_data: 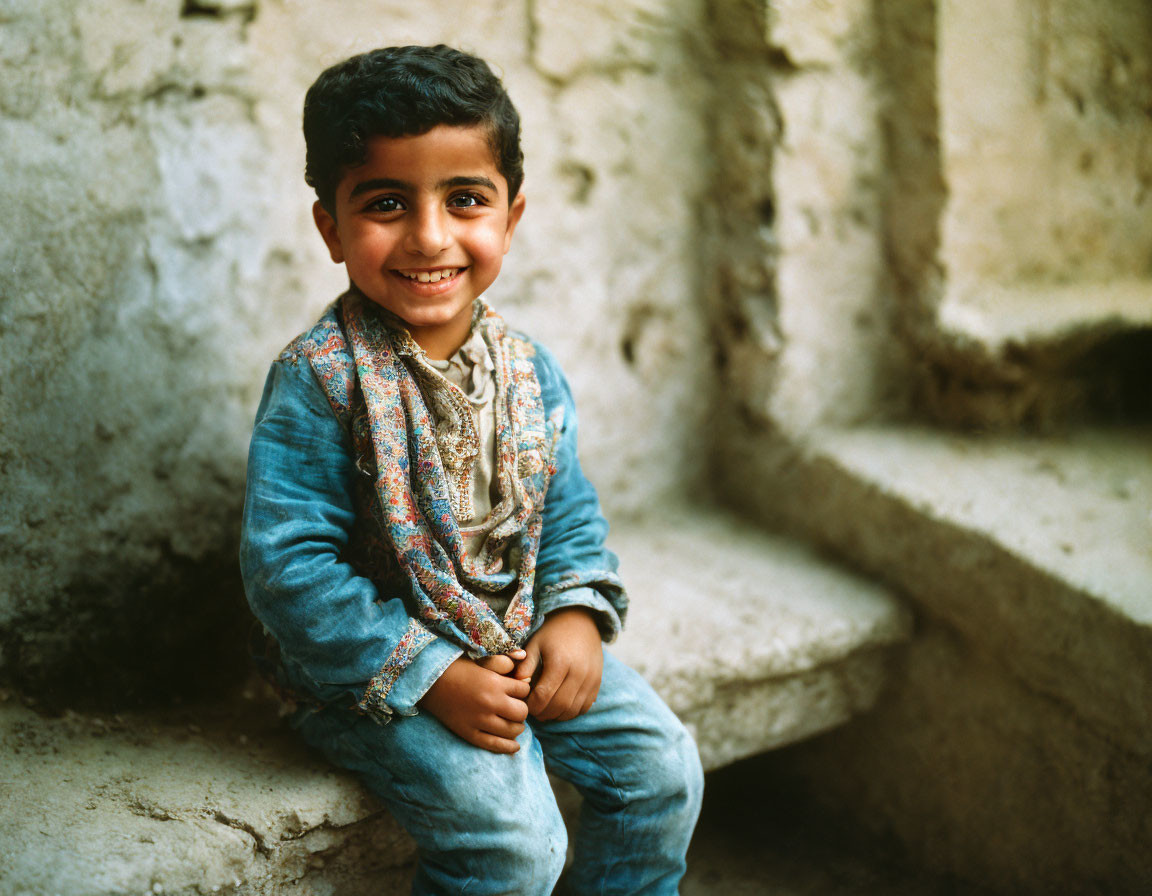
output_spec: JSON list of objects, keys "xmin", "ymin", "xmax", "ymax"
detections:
[
  {"xmin": 745, "ymin": 426, "xmax": 1152, "ymax": 758},
  {"xmin": 609, "ymin": 508, "xmax": 912, "ymax": 769}
]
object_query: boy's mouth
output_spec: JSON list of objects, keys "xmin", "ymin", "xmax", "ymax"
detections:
[{"xmin": 396, "ymin": 268, "xmax": 461, "ymax": 283}]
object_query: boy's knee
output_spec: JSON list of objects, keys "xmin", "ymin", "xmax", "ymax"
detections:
[
  {"xmin": 650, "ymin": 722, "xmax": 705, "ymax": 813},
  {"xmin": 510, "ymin": 809, "xmax": 568, "ymax": 891},
  {"xmin": 474, "ymin": 796, "xmax": 567, "ymax": 894},
  {"xmin": 415, "ymin": 785, "xmax": 567, "ymax": 895},
  {"xmin": 472, "ymin": 780, "xmax": 569, "ymax": 890}
]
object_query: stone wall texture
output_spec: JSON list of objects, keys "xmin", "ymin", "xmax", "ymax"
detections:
[
  {"xmin": 940, "ymin": 0, "xmax": 1152, "ymax": 286},
  {"xmin": 0, "ymin": 0, "xmax": 717, "ymax": 700},
  {"xmin": 708, "ymin": 0, "xmax": 1152, "ymax": 891},
  {"xmin": 4, "ymin": 0, "xmax": 1152, "ymax": 892},
  {"xmin": 887, "ymin": 0, "xmax": 1152, "ymax": 428}
]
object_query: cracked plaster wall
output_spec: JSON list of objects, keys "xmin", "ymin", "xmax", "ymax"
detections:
[
  {"xmin": 940, "ymin": 0, "xmax": 1152, "ymax": 287},
  {"xmin": 0, "ymin": 0, "xmax": 717, "ymax": 701},
  {"xmin": 702, "ymin": 0, "xmax": 903, "ymax": 442},
  {"xmin": 704, "ymin": 2, "xmax": 1152, "ymax": 888},
  {"xmin": 883, "ymin": 0, "xmax": 1152, "ymax": 428}
]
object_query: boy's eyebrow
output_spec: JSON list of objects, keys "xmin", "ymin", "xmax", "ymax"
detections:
[
  {"xmin": 348, "ymin": 175, "xmax": 499, "ymax": 199},
  {"xmin": 348, "ymin": 178, "xmax": 411, "ymax": 199},
  {"xmin": 440, "ymin": 175, "xmax": 498, "ymax": 192}
]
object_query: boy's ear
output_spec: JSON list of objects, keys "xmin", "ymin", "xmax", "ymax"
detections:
[
  {"xmin": 503, "ymin": 192, "xmax": 526, "ymax": 254},
  {"xmin": 312, "ymin": 201, "xmax": 345, "ymax": 264}
]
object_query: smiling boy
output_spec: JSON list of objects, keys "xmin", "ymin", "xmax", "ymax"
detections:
[
  {"xmin": 240, "ymin": 45, "xmax": 702, "ymax": 894},
  {"xmin": 312, "ymin": 124, "xmax": 524, "ymax": 361}
]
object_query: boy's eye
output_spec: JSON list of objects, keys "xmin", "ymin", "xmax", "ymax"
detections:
[
  {"xmin": 448, "ymin": 192, "xmax": 484, "ymax": 209},
  {"xmin": 368, "ymin": 196, "xmax": 404, "ymax": 213}
]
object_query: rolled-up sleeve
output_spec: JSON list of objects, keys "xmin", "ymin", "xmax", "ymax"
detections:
[{"xmin": 239, "ymin": 357, "xmax": 461, "ymax": 720}]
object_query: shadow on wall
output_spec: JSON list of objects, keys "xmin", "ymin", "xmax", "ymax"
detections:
[
  {"xmin": 0, "ymin": 1, "xmax": 297, "ymax": 708},
  {"xmin": 4, "ymin": 551, "xmax": 252, "ymax": 712}
]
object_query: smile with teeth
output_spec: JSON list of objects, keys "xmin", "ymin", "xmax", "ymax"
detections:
[{"xmin": 398, "ymin": 268, "xmax": 461, "ymax": 283}]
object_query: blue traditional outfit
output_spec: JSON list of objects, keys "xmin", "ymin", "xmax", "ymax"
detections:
[{"xmin": 240, "ymin": 290, "xmax": 702, "ymax": 895}]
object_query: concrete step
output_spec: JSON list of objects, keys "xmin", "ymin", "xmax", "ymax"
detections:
[
  {"xmin": 721, "ymin": 425, "xmax": 1152, "ymax": 892},
  {"xmin": 780, "ymin": 426, "xmax": 1152, "ymax": 757},
  {"xmin": 0, "ymin": 509, "xmax": 909, "ymax": 896},
  {"xmin": 0, "ymin": 698, "xmax": 415, "ymax": 896},
  {"xmin": 610, "ymin": 509, "xmax": 911, "ymax": 770}
]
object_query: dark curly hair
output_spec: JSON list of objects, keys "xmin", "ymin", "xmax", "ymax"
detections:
[{"xmin": 303, "ymin": 45, "xmax": 525, "ymax": 214}]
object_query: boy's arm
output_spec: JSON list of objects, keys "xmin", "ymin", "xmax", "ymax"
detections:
[
  {"xmin": 529, "ymin": 344, "xmax": 628, "ymax": 638},
  {"xmin": 239, "ymin": 357, "xmax": 461, "ymax": 720},
  {"xmin": 513, "ymin": 345, "xmax": 629, "ymax": 719}
]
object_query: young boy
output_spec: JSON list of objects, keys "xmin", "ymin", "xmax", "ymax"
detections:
[{"xmin": 239, "ymin": 45, "xmax": 703, "ymax": 895}]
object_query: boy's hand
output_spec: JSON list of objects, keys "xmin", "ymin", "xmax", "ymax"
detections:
[
  {"xmin": 475, "ymin": 649, "xmax": 525, "ymax": 676},
  {"xmin": 419, "ymin": 654, "xmax": 531, "ymax": 754},
  {"xmin": 513, "ymin": 607, "xmax": 603, "ymax": 722}
]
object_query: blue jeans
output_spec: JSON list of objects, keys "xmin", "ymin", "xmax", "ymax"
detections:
[{"xmin": 294, "ymin": 651, "xmax": 704, "ymax": 895}]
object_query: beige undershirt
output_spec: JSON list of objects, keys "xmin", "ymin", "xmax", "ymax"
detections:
[{"xmin": 424, "ymin": 329, "xmax": 512, "ymax": 615}]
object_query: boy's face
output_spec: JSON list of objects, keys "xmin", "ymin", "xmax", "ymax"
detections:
[{"xmin": 313, "ymin": 124, "xmax": 526, "ymax": 359}]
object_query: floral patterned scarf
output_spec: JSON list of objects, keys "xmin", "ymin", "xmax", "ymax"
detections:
[{"xmin": 331, "ymin": 290, "xmax": 558, "ymax": 667}]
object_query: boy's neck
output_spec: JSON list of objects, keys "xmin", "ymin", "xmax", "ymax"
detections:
[
  {"xmin": 411, "ymin": 324, "xmax": 470, "ymax": 361},
  {"xmin": 406, "ymin": 308, "xmax": 476, "ymax": 361}
]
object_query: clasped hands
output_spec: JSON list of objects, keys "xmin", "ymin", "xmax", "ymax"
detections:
[{"xmin": 418, "ymin": 607, "xmax": 603, "ymax": 754}]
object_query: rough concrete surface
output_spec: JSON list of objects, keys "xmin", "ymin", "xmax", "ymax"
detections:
[
  {"xmin": 763, "ymin": 0, "xmax": 899, "ymax": 433},
  {"xmin": 710, "ymin": 22, "xmax": 1152, "ymax": 885},
  {"xmin": 876, "ymin": 0, "xmax": 1152, "ymax": 428},
  {"xmin": 937, "ymin": 277, "xmax": 1152, "ymax": 352},
  {"xmin": 1, "ymin": 681, "xmax": 995, "ymax": 896},
  {"xmin": 939, "ymin": 0, "xmax": 1152, "ymax": 287},
  {"xmin": 611, "ymin": 510, "xmax": 910, "ymax": 769},
  {"xmin": 683, "ymin": 751, "xmax": 997, "ymax": 896},
  {"xmin": 805, "ymin": 426, "xmax": 1152, "ymax": 757},
  {"xmin": 719, "ymin": 423, "xmax": 1152, "ymax": 893},
  {"xmin": 0, "ymin": 696, "xmax": 414, "ymax": 896},
  {"xmin": 770, "ymin": 618, "xmax": 1152, "ymax": 895}
]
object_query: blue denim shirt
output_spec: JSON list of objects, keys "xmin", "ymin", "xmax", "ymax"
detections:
[{"xmin": 239, "ymin": 331, "xmax": 627, "ymax": 720}]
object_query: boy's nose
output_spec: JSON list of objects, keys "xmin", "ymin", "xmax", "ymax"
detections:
[{"xmin": 404, "ymin": 207, "xmax": 451, "ymax": 257}]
